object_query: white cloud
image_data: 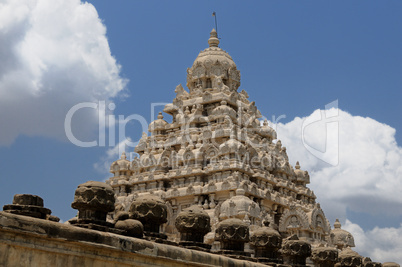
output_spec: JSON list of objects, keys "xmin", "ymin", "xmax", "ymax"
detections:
[
  {"xmin": 276, "ymin": 108, "xmax": 402, "ymax": 264},
  {"xmin": 343, "ymin": 220, "xmax": 402, "ymax": 263},
  {"xmin": 94, "ymin": 138, "xmax": 135, "ymax": 180},
  {"xmin": 0, "ymin": 0, "xmax": 128, "ymax": 145},
  {"xmin": 276, "ymin": 108, "xmax": 402, "ymax": 220}
]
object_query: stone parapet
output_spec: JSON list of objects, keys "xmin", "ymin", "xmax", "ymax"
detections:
[{"xmin": 0, "ymin": 211, "xmax": 268, "ymax": 267}]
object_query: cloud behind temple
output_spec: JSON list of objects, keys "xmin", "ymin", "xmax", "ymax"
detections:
[{"xmin": 0, "ymin": 0, "xmax": 128, "ymax": 146}]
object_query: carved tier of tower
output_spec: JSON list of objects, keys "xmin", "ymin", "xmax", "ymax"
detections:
[{"xmin": 107, "ymin": 29, "xmax": 332, "ymax": 247}]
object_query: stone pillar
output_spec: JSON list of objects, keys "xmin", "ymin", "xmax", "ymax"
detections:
[
  {"xmin": 281, "ymin": 235, "xmax": 311, "ymax": 266},
  {"xmin": 3, "ymin": 194, "xmax": 58, "ymax": 221},
  {"xmin": 175, "ymin": 205, "xmax": 211, "ymax": 250},
  {"xmin": 311, "ymin": 247, "xmax": 338, "ymax": 267},
  {"xmin": 336, "ymin": 247, "xmax": 363, "ymax": 267},
  {"xmin": 250, "ymin": 226, "xmax": 282, "ymax": 264},
  {"xmin": 209, "ymin": 194, "xmax": 216, "ymax": 209},
  {"xmin": 70, "ymin": 181, "xmax": 115, "ymax": 230},
  {"xmin": 215, "ymin": 218, "xmax": 250, "ymax": 257},
  {"xmin": 129, "ymin": 194, "xmax": 168, "ymax": 239}
]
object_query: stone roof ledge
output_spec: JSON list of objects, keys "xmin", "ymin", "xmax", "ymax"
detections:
[{"xmin": 0, "ymin": 211, "xmax": 268, "ymax": 267}]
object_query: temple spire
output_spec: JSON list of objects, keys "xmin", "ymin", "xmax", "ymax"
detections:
[
  {"xmin": 208, "ymin": 28, "xmax": 219, "ymax": 47},
  {"xmin": 295, "ymin": 161, "xmax": 301, "ymax": 169},
  {"xmin": 334, "ymin": 218, "xmax": 341, "ymax": 228}
]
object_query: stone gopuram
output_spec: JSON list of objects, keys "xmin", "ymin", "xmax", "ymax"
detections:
[
  {"xmin": 107, "ymin": 29, "xmax": 331, "ymax": 250},
  {"xmin": 2, "ymin": 29, "xmax": 400, "ymax": 267}
]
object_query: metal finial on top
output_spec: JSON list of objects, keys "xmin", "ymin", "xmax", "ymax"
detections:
[{"xmin": 212, "ymin": 12, "xmax": 218, "ymax": 38}]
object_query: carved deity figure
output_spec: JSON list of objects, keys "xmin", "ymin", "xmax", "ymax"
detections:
[{"xmin": 289, "ymin": 216, "xmax": 299, "ymax": 228}]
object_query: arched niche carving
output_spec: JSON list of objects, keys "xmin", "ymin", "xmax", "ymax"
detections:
[
  {"xmin": 221, "ymin": 180, "xmax": 230, "ymax": 190},
  {"xmin": 310, "ymin": 207, "xmax": 331, "ymax": 234},
  {"xmin": 183, "ymin": 150, "xmax": 195, "ymax": 161},
  {"xmin": 131, "ymin": 158, "xmax": 140, "ymax": 170},
  {"xmin": 186, "ymin": 185, "xmax": 195, "ymax": 195},
  {"xmin": 204, "ymin": 146, "xmax": 219, "ymax": 164},
  {"xmin": 202, "ymin": 91, "xmax": 212, "ymax": 102},
  {"xmin": 159, "ymin": 150, "xmax": 171, "ymax": 167},
  {"xmin": 278, "ymin": 206, "xmax": 309, "ymax": 233}
]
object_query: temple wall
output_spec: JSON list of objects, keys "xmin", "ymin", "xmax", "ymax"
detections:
[{"xmin": 0, "ymin": 212, "xmax": 266, "ymax": 267}]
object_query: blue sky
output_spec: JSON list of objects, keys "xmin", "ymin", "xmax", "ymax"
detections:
[{"xmin": 0, "ymin": 0, "xmax": 401, "ymax": 262}]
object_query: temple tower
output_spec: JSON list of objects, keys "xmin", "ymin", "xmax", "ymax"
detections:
[{"xmin": 107, "ymin": 29, "xmax": 332, "ymax": 247}]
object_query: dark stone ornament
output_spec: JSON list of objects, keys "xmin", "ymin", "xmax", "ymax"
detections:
[
  {"xmin": 336, "ymin": 247, "xmax": 363, "ymax": 267},
  {"xmin": 129, "ymin": 194, "xmax": 168, "ymax": 239},
  {"xmin": 175, "ymin": 205, "xmax": 211, "ymax": 250},
  {"xmin": 70, "ymin": 181, "xmax": 116, "ymax": 231},
  {"xmin": 3, "ymin": 194, "xmax": 59, "ymax": 221},
  {"xmin": 114, "ymin": 219, "xmax": 144, "ymax": 238},
  {"xmin": 215, "ymin": 218, "xmax": 250, "ymax": 257},
  {"xmin": 281, "ymin": 235, "xmax": 311, "ymax": 266},
  {"xmin": 311, "ymin": 246, "xmax": 338, "ymax": 267},
  {"xmin": 250, "ymin": 226, "xmax": 282, "ymax": 264},
  {"xmin": 363, "ymin": 257, "xmax": 382, "ymax": 267}
]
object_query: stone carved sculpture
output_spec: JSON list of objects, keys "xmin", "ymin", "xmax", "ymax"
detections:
[
  {"xmin": 212, "ymin": 75, "xmax": 230, "ymax": 93},
  {"xmin": 129, "ymin": 194, "xmax": 167, "ymax": 239},
  {"xmin": 175, "ymin": 84, "xmax": 189, "ymax": 100},
  {"xmin": 330, "ymin": 219, "xmax": 355, "ymax": 250},
  {"xmin": 175, "ymin": 205, "xmax": 211, "ymax": 250},
  {"xmin": 363, "ymin": 257, "xmax": 383, "ymax": 267},
  {"xmin": 336, "ymin": 247, "xmax": 363, "ymax": 267},
  {"xmin": 219, "ymin": 188, "xmax": 260, "ymax": 223},
  {"xmin": 250, "ymin": 225, "xmax": 282, "ymax": 263},
  {"xmin": 281, "ymin": 235, "xmax": 312, "ymax": 266},
  {"xmin": 215, "ymin": 218, "xmax": 250, "ymax": 256},
  {"xmin": 70, "ymin": 181, "xmax": 116, "ymax": 230},
  {"xmin": 311, "ymin": 246, "xmax": 338, "ymax": 267}
]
